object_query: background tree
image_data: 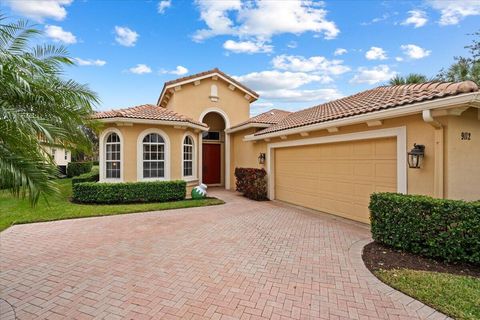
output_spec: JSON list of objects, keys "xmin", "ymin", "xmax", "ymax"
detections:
[
  {"xmin": 389, "ymin": 73, "xmax": 429, "ymax": 85},
  {"xmin": 437, "ymin": 30, "xmax": 480, "ymax": 83},
  {"xmin": 0, "ymin": 15, "xmax": 99, "ymax": 204}
]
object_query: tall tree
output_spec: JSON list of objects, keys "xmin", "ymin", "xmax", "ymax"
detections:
[
  {"xmin": 389, "ymin": 73, "xmax": 429, "ymax": 85},
  {"xmin": 437, "ymin": 30, "xmax": 480, "ymax": 83},
  {"xmin": 0, "ymin": 15, "xmax": 99, "ymax": 205}
]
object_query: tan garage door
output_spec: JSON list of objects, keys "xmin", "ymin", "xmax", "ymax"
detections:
[{"xmin": 274, "ymin": 137, "xmax": 397, "ymax": 223}]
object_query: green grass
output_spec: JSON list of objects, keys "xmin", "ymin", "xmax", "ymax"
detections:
[
  {"xmin": 376, "ymin": 269, "xmax": 480, "ymax": 320},
  {"xmin": 0, "ymin": 178, "xmax": 224, "ymax": 232}
]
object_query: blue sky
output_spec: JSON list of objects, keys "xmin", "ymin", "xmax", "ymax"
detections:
[{"xmin": 2, "ymin": 0, "xmax": 479, "ymax": 115}]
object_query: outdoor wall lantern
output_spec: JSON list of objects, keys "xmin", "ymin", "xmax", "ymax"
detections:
[
  {"xmin": 258, "ymin": 153, "xmax": 266, "ymax": 165},
  {"xmin": 407, "ymin": 144, "xmax": 425, "ymax": 169}
]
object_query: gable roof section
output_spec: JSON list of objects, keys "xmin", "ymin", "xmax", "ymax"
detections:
[
  {"xmin": 157, "ymin": 68, "xmax": 259, "ymax": 107},
  {"xmin": 253, "ymin": 81, "xmax": 479, "ymax": 137},
  {"xmin": 226, "ymin": 109, "xmax": 291, "ymax": 133},
  {"xmin": 91, "ymin": 104, "xmax": 208, "ymax": 130}
]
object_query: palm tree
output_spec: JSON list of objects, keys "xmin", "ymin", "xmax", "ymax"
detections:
[
  {"xmin": 437, "ymin": 30, "xmax": 480, "ymax": 84},
  {"xmin": 389, "ymin": 73, "xmax": 429, "ymax": 85},
  {"xmin": 0, "ymin": 15, "xmax": 99, "ymax": 205},
  {"xmin": 437, "ymin": 57, "xmax": 480, "ymax": 84}
]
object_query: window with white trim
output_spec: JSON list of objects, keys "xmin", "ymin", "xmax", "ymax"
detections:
[
  {"xmin": 142, "ymin": 133, "xmax": 165, "ymax": 178},
  {"xmin": 183, "ymin": 136, "xmax": 194, "ymax": 177},
  {"xmin": 105, "ymin": 133, "xmax": 121, "ymax": 179}
]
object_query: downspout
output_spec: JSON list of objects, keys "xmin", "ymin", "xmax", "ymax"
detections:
[{"xmin": 422, "ymin": 110, "xmax": 444, "ymax": 198}]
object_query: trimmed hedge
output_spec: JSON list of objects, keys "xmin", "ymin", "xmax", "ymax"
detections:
[
  {"xmin": 67, "ymin": 161, "xmax": 93, "ymax": 178},
  {"xmin": 234, "ymin": 167, "xmax": 268, "ymax": 201},
  {"xmin": 72, "ymin": 167, "xmax": 99, "ymax": 185},
  {"xmin": 370, "ymin": 192, "xmax": 480, "ymax": 264},
  {"xmin": 72, "ymin": 180, "xmax": 186, "ymax": 204}
]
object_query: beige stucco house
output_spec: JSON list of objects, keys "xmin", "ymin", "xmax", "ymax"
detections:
[{"xmin": 93, "ymin": 68, "xmax": 480, "ymax": 223}]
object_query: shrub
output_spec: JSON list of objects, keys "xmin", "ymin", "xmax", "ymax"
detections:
[
  {"xmin": 72, "ymin": 180, "xmax": 186, "ymax": 204},
  {"xmin": 92, "ymin": 160, "xmax": 99, "ymax": 166},
  {"xmin": 72, "ymin": 167, "xmax": 99, "ymax": 185},
  {"xmin": 234, "ymin": 167, "xmax": 268, "ymax": 201},
  {"xmin": 370, "ymin": 193, "xmax": 480, "ymax": 264},
  {"xmin": 67, "ymin": 161, "xmax": 93, "ymax": 177}
]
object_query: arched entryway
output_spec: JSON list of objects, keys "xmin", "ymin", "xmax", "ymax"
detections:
[{"xmin": 201, "ymin": 111, "xmax": 226, "ymax": 186}]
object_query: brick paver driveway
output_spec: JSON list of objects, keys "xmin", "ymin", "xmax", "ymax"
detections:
[{"xmin": 1, "ymin": 190, "xmax": 447, "ymax": 320}]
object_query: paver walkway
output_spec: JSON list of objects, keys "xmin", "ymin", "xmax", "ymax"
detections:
[{"xmin": 1, "ymin": 189, "xmax": 448, "ymax": 319}]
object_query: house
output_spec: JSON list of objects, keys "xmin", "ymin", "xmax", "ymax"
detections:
[
  {"xmin": 92, "ymin": 68, "xmax": 480, "ymax": 223},
  {"xmin": 44, "ymin": 146, "xmax": 71, "ymax": 175}
]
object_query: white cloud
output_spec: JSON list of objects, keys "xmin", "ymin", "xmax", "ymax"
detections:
[
  {"xmin": 44, "ymin": 25, "xmax": 76, "ymax": 44},
  {"xmin": 287, "ymin": 41, "xmax": 298, "ymax": 49},
  {"xmin": 233, "ymin": 70, "xmax": 331, "ymax": 91},
  {"xmin": 365, "ymin": 47, "xmax": 388, "ymax": 60},
  {"xmin": 402, "ymin": 10, "xmax": 428, "ymax": 28},
  {"xmin": 223, "ymin": 40, "xmax": 273, "ymax": 54},
  {"xmin": 350, "ymin": 65, "xmax": 396, "ymax": 84},
  {"xmin": 271, "ymin": 55, "xmax": 350, "ymax": 75},
  {"xmin": 334, "ymin": 48, "xmax": 347, "ymax": 56},
  {"xmin": 5, "ymin": 0, "xmax": 72, "ymax": 22},
  {"xmin": 193, "ymin": 0, "xmax": 339, "ymax": 42},
  {"xmin": 401, "ymin": 44, "xmax": 431, "ymax": 59},
  {"xmin": 160, "ymin": 65, "xmax": 189, "ymax": 75},
  {"xmin": 74, "ymin": 58, "xmax": 106, "ymax": 66},
  {"xmin": 129, "ymin": 64, "xmax": 152, "ymax": 74},
  {"xmin": 158, "ymin": 0, "xmax": 171, "ymax": 14},
  {"xmin": 114, "ymin": 26, "xmax": 139, "ymax": 47},
  {"xmin": 428, "ymin": 0, "xmax": 480, "ymax": 25},
  {"xmin": 395, "ymin": 57, "xmax": 404, "ymax": 62},
  {"xmin": 251, "ymin": 101, "xmax": 274, "ymax": 108}
]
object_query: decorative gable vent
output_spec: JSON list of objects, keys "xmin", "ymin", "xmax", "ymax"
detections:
[{"xmin": 210, "ymin": 84, "xmax": 219, "ymax": 102}]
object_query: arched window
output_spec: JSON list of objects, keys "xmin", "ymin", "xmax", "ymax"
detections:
[
  {"xmin": 142, "ymin": 133, "xmax": 165, "ymax": 178},
  {"xmin": 105, "ymin": 133, "xmax": 121, "ymax": 179},
  {"xmin": 183, "ymin": 136, "xmax": 194, "ymax": 177}
]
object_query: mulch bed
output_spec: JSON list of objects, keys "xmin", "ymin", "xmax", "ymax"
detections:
[{"xmin": 362, "ymin": 241, "xmax": 480, "ymax": 278}]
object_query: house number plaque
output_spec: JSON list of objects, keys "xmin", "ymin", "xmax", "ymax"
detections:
[{"xmin": 460, "ymin": 132, "xmax": 471, "ymax": 140}]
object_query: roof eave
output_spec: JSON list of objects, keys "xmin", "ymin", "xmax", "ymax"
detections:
[
  {"xmin": 244, "ymin": 92, "xmax": 480, "ymax": 141},
  {"xmin": 225, "ymin": 123, "xmax": 271, "ymax": 134},
  {"xmin": 156, "ymin": 71, "xmax": 259, "ymax": 107},
  {"xmin": 96, "ymin": 117, "xmax": 209, "ymax": 131}
]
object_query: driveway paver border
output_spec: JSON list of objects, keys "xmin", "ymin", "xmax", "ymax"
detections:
[{"xmin": 348, "ymin": 239, "xmax": 451, "ymax": 320}]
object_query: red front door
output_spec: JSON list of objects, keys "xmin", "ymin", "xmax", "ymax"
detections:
[{"xmin": 203, "ymin": 143, "xmax": 221, "ymax": 184}]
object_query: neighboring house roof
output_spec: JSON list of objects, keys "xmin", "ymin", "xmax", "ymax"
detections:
[
  {"xmin": 91, "ymin": 104, "xmax": 208, "ymax": 130},
  {"xmin": 156, "ymin": 68, "xmax": 259, "ymax": 107},
  {"xmin": 254, "ymin": 81, "xmax": 479, "ymax": 137},
  {"xmin": 226, "ymin": 109, "xmax": 291, "ymax": 133}
]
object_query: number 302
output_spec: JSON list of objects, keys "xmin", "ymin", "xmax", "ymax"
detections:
[{"xmin": 461, "ymin": 132, "xmax": 471, "ymax": 140}]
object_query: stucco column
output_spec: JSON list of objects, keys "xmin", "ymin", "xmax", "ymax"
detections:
[
  {"xmin": 198, "ymin": 132, "xmax": 203, "ymax": 184},
  {"xmin": 225, "ymin": 132, "xmax": 230, "ymax": 190}
]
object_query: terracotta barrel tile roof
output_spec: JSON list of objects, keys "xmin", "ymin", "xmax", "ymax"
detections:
[
  {"xmin": 91, "ymin": 104, "xmax": 208, "ymax": 128},
  {"xmin": 229, "ymin": 109, "xmax": 291, "ymax": 129},
  {"xmin": 255, "ymin": 81, "xmax": 478, "ymax": 136}
]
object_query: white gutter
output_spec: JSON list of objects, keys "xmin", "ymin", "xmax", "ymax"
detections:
[
  {"xmin": 225, "ymin": 123, "xmax": 270, "ymax": 134},
  {"xmin": 96, "ymin": 117, "xmax": 209, "ymax": 132},
  {"xmin": 422, "ymin": 109, "xmax": 442, "ymax": 129},
  {"xmin": 244, "ymin": 92, "xmax": 480, "ymax": 141}
]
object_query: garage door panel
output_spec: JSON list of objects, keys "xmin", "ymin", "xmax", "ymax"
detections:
[{"xmin": 275, "ymin": 137, "xmax": 397, "ymax": 223}]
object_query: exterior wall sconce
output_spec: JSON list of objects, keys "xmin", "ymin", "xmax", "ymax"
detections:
[
  {"xmin": 258, "ymin": 153, "xmax": 266, "ymax": 165},
  {"xmin": 407, "ymin": 144, "xmax": 425, "ymax": 169}
]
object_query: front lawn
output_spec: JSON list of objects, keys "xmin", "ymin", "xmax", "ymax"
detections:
[
  {"xmin": 0, "ymin": 179, "xmax": 224, "ymax": 232},
  {"xmin": 376, "ymin": 269, "xmax": 480, "ymax": 320}
]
